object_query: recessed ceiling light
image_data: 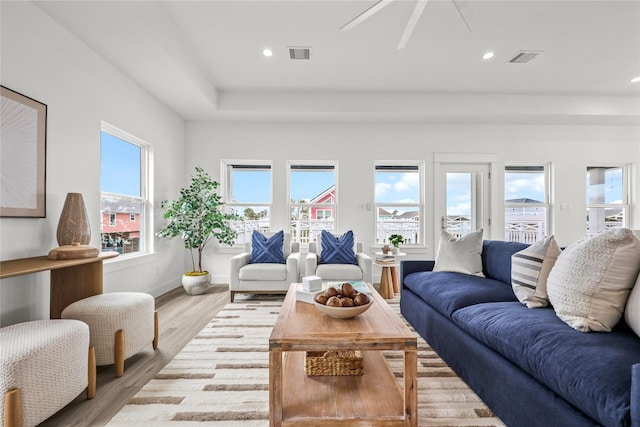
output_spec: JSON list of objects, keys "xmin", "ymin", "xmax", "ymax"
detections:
[
  {"xmin": 482, "ymin": 51, "xmax": 495, "ymax": 60},
  {"xmin": 262, "ymin": 48, "xmax": 273, "ymax": 57},
  {"xmin": 631, "ymin": 76, "xmax": 640, "ymax": 84}
]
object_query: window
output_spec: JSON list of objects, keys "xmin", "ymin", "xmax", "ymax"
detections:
[
  {"xmin": 222, "ymin": 161, "xmax": 272, "ymax": 245},
  {"xmin": 288, "ymin": 162, "xmax": 337, "ymax": 244},
  {"xmin": 100, "ymin": 122, "xmax": 150, "ymax": 256},
  {"xmin": 374, "ymin": 164, "xmax": 422, "ymax": 245},
  {"xmin": 586, "ymin": 165, "xmax": 628, "ymax": 235},
  {"xmin": 504, "ymin": 165, "xmax": 550, "ymax": 243}
]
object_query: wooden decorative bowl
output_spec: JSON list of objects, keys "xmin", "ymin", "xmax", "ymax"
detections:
[{"xmin": 313, "ymin": 292, "xmax": 374, "ymax": 319}]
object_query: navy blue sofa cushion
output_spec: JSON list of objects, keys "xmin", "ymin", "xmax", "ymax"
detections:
[
  {"xmin": 403, "ymin": 271, "xmax": 518, "ymax": 319},
  {"xmin": 452, "ymin": 301, "xmax": 640, "ymax": 427},
  {"xmin": 481, "ymin": 240, "xmax": 529, "ymax": 283}
]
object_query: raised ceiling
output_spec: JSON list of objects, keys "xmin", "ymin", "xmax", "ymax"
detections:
[{"xmin": 34, "ymin": 0, "xmax": 640, "ymax": 123}]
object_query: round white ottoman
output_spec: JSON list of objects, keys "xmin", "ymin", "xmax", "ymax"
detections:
[
  {"xmin": 61, "ymin": 292, "xmax": 158, "ymax": 378},
  {"xmin": 0, "ymin": 319, "xmax": 95, "ymax": 427}
]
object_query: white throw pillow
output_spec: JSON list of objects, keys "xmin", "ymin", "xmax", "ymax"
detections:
[
  {"xmin": 547, "ymin": 228, "xmax": 640, "ymax": 332},
  {"xmin": 511, "ymin": 235, "xmax": 561, "ymax": 308},
  {"xmin": 433, "ymin": 229, "xmax": 484, "ymax": 277}
]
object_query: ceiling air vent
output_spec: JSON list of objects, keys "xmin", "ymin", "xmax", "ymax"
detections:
[
  {"xmin": 288, "ymin": 47, "xmax": 311, "ymax": 60},
  {"xmin": 507, "ymin": 50, "xmax": 544, "ymax": 64}
]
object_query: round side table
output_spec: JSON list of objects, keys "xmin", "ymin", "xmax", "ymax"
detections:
[{"xmin": 374, "ymin": 252, "xmax": 406, "ymax": 299}]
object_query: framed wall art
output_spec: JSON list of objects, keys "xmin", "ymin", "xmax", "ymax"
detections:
[{"xmin": 0, "ymin": 85, "xmax": 47, "ymax": 217}]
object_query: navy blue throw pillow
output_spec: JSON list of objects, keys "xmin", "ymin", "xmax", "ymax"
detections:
[
  {"xmin": 319, "ymin": 230, "xmax": 356, "ymax": 265},
  {"xmin": 251, "ymin": 231, "xmax": 285, "ymax": 264}
]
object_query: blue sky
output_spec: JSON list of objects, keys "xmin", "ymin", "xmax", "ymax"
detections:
[{"xmin": 101, "ymin": 132, "xmax": 141, "ymax": 196}]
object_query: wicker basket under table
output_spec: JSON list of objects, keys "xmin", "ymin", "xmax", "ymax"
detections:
[{"xmin": 304, "ymin": 350, "xmax": 364, "ymax": 376}]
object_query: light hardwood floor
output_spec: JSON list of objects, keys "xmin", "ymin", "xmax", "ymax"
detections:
[{"xmin": 39, "ymin": 284, "xmax": 230, "ymax": 427}]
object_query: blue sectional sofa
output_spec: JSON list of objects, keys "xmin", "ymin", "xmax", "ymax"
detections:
[{"xmin": 400, "ymin": 240, "xmax": 640, "ymax": 427}]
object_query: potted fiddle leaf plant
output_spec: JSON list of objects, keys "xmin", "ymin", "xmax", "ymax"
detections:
[
  {"xmin": 157, "ymin": 166, "xmax": 238, "ymax": 295},
  {"xmin": 389, "ymin": 234, "xmax": 404, "ymax": 254}
]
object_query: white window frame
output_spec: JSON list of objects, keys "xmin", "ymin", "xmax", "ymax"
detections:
[
  {"xmin": 586, "ymin": 164, "xmax": 630, "ymax": 235},
  {"xmin": 504, "ymin": 163, "xmax": 551, "ymax": 243},
  {"xmin": 100, "ymin": 121, "xmax": 152, "ymax": 257},
  {"xmin": 221, "ymin": 160, "xmax": 273, "ymax": 245},
  {"xmin": 287, "ymin": 160, "xmax": 338, "ymax": 245},
  {"xmin": 374, "ymin": 161, "xmax": 424, "ymax": 246}
]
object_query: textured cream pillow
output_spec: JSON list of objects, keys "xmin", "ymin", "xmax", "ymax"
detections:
[
  {"xmin": 547, "ymin": 228, "xmax": 640, "ymax": 332},
  {"xmin": 433, "ymin": 229, "xmax": 484, "ymax": 277},
  {"xmin": 511, "ymin": 235, "xmax": 561, "ymax": 308}
]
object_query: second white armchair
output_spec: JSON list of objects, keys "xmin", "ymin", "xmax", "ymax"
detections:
[
  {"xmin": 305, "ymin": 230, "xmax": 372, "ymax": 283},
  {"xmin": 229, "ymin": 231, "xmax": 301, "ymax": 302}
]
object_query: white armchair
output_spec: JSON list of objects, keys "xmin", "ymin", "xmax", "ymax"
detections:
[
  {"xmin": 229, "ymin": 231, "xmax": 301, "ymax": 302},
  {"xmin": 305, "ymin": 233, "xmax": 372, "ymax": 283}
]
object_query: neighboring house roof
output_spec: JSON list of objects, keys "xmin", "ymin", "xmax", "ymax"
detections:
[
  {"xmin": 100, "ymin": 199, "xmax": 140, "ymax": 214},
  {"xmin": 505, "ymin": 198, "xmax": 544, "ymax": 204},
  {"xmin": 309, "ymin": 185, "xmax": 335, "ymax": 204},
  {"xmin": 396, "ymin": 211, "xmax": 419, "ymax": 220}
]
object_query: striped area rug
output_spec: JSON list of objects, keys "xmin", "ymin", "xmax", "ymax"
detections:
[{"xmin": 107, "ymin": 295, "xmax": 505, "ymax": 426}]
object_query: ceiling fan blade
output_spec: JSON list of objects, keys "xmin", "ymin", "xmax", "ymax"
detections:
[
  {"xmin": 339, "ymin": 0, "xmax": 396, "ymax": 32},
  {"xmin": 398, "ymin": 0, "xmax": 429, "ymax": 49},
  {"xmin": 451, "ymin": 0, "xmax": 472, "ymax": 34}
]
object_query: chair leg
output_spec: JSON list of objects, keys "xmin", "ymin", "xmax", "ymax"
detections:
[
  {"xmin": 153, "ymin": 311, "xmax": 159, "ymax": 350},
  {"xmin": 230, "ymin": 291, "xmax": 235, "ymax": 303},
  {"xmin": 87, "ymin": 346, "xmax": 96, "ymax": 399},
  {"xmin": 4, "ymin": 388, "xmax": 22, "ymax": 427},
  {"xmin": 115, "ymin": 329, "xmax": 125, "ymax": 378}
]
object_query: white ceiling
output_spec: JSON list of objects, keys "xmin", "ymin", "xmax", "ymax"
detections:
[{"xmin": 34, "ymin": 0, "xmax": 640, "ymax": 123}]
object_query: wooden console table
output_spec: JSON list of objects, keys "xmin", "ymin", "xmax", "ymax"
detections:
[{"xmin": 0, "ymin": 252, "xmax": 119, "ymax": 318}]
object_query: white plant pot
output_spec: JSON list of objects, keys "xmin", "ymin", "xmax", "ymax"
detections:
[
  {"xmin": 182, "ymin": 272, "xmax": 211, "ymax": 295},
  {"xmin": 391, "ymin": 247, "xmax": 400, "ymax": 254}
]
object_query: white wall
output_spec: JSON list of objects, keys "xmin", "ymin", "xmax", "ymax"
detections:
[
  {"xmin": 186, "ymin": 121, "xmax": 639, "ymax": 283},
  {"xmin": 0, "ymin": 2, "xmax": 186, "ymax": 326}
]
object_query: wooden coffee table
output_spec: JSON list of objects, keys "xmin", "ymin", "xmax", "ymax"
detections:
[{"xmin": 269, "ymin": 282, "xmax": 418, "ymax": 426}]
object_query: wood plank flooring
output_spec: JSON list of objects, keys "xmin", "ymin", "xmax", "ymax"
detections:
[{"xmin": 39, "ymin": 284, "xmax": 230, "ymax": 427}]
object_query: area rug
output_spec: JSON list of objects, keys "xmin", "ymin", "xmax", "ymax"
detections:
[{"xmin": 107, "ymin": 295, "xmax": 505, "ymax": 426}]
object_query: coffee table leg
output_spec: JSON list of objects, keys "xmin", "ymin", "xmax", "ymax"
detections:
[
  {"xmin": 404, "ymin": 349, "xmax": 418, "ymax": 426},
  {"xmin": 269, "ymin": 349, "xmax": 283, "ymax": 426}
]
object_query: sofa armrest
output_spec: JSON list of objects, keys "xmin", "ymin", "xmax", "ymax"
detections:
[
  {"xmin": 229, "ymin": 252, "xmax": 251, "ymax": 289},
  {"xmin": 356, "ymin": 252, "xmax": 373, "ymax": 283},
  {"xmin": 400, "ymin": 260, "xmax": 435, "ymax": 283},
  {"xmin": 632, "ymin": 363, "xmax": 639, "ymax": 427},
  {"xmin": 286, "ymin": 252, "xmax": 301, "ymax": 283}
]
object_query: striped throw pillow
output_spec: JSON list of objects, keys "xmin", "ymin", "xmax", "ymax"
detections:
[
  {"xmin": 251, "ymin": 230, "xmax": 285, "ymax": 264},
  {"xmin": 511, "ymin": 235, "xmax": 561, "ymax": 308},
  {"xmin": 319, "ymin": 230, "xmax": 356, "ymax": 264}
]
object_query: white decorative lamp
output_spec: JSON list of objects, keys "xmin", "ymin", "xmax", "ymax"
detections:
[{"xmin": 48, "ymin": 193, "xmax": 99, "ymax": 260}]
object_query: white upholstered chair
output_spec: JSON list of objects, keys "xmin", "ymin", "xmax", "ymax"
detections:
[
  {"xmin": 229, "ymin": 231, "xmax": 301, "ymax": 302},
  {"xmin": 305, "ymin": 232, "xmax": 372, "ymax": 283}
]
